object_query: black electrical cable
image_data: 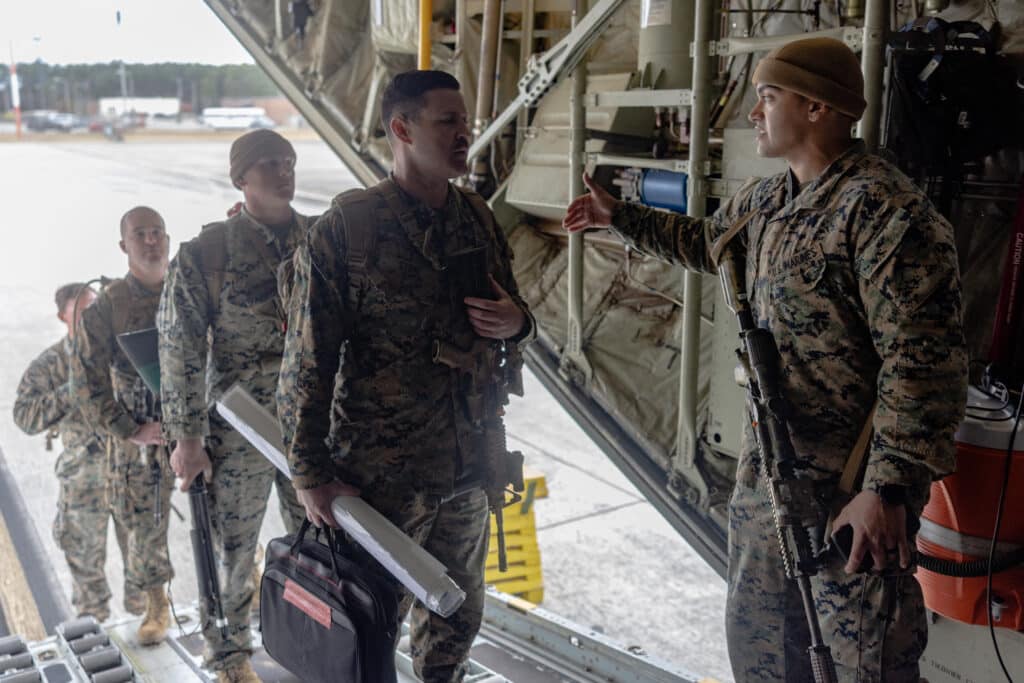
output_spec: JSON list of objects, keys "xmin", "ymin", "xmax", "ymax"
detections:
[
  {"xmin": 918, "ymin": 547, "xmax": 1024, "ymax": 577},
  {"xmin": 987, "ymin": 384, "xmax": 1022, "ymax": 683}
]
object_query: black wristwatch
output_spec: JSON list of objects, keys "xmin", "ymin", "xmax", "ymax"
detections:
[{"xmin": 876, "ymin": 484, "xmax": 908, "ymax": 506}]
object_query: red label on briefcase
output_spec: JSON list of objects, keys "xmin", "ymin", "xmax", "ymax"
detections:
[{"xmin": 283, "ymin": 579, "xmax": 332, "ymax": 629}]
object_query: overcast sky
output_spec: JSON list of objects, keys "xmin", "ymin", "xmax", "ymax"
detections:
[{"xmin": 2, "ymin": 1, "xmax": 255, "ymax": 65}]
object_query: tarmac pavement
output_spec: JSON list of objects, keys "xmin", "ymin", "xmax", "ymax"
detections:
[{"xmin": 0, "ymin": 138, "xmax": 731, "ymax": 682}]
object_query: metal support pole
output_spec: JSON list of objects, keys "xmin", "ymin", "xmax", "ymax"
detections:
[
  {"xmin": 562, "ymin": 0, "xmax": 592, "ymax": 382},
  {"xmin": 274, "ymin": 0, "xmax": 286, "ymax": 44},
  {"xmin": 516, "ymin": 0, "xmax": 536, "ymax": 152},
  {"xmin": 675, "ymin": 0, "xmax": 715, "ymax": 505},
  {"xmin": 8, "ymin": 48, "xmax": 21, "ymax": 140},
  {"xmin": 470, "ymin": 0, "xmax": 503, "ymax": 185},
  {"xmin": 419, "ymin": 0, "xmax": 433, "ymax": 69},
  {"xmin": 857, "ymin": 0, "xmax": 887, "ymax": 149}
]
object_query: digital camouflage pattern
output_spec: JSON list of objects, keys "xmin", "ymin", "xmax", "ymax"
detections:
[
  {"xmin": 13, "ymin": 337, "xmax": 126, "ymax": 621},
  {"xmin": 69, "ymin": 275, "xmax": 174, "ymax": 597},
  {"xmin": 157, "ymin": 208, "xmax": 309, "ymax": 670},
  {"xmin": 279, "ymin": 178, "xmax": 534, "ymax": 681},
  {"xmin": 611, "ymin": 141, "xmax": 967, "ymax": 683},
  {"xmin": 360, "ymin": 486, "xmax": 490, "ymax": 683},
  {"xmin": 279, "ymin": 179, "xmax": 534, "ymax": 492}
]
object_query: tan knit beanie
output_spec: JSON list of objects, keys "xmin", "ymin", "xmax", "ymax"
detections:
[
  {"xmin": 751, "ymin": 37, "xmax": 866, "ymax": 120},
  {"xmin": 229, "ymin": 129, "xmax": 296, "ymax": 188}
]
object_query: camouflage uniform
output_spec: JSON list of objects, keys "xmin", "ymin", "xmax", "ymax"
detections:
[
  {"xmin": 279, "ymin": 178, "xmax": 534, "ymax": 683},
  {"xmin": 70, "ymin": 275, "xmax": 175, "ymax": 599},
  {"xmin": 157, "ymin": 208, "xmax": 310, "ymax": 670},
  {"xmin": 610, "ymin": 141, "xmax": 967, "ymax": 683},
  {"xmin": 13, "ymin": 337, "xmax": 127, "ymax": 620}
]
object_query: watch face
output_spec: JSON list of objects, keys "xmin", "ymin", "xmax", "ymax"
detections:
[{"xmin": 879, "ymin": 485, "xmax": 908, "ymax": 505}]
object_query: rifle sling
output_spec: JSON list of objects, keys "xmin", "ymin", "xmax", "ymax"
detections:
[{"xmin": 839, "ymin": 401, "xmax": 878, "ymax": 496}]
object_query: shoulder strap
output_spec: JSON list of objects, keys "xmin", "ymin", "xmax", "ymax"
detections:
[
  {"xmin": 335, "ymin": 188, "xmax": 379, "ymax": 276},
  {"xmin": 710, "ymin": 208, "xmax": 759, "ymax": 269},
  {"xmin": 196, "ymin": 223, "xmax": 228, "ymax": 319},
  {"xmin": 839, "ymin": 401, "xmax": 879, "ymax": 495},
  {"xmin": 457, "ymin": 187, "xmax": 495, "ymax": 231},
  {"xmin": 104, "ymin": 279, "xmax": 132, "ymax": 338},
  {"xmin": 373, "ymin": 178, "xmax": 420, "ymax": 244},
  {"xmin": 334, "ymin": 187, "xmax": 381, "ymax": 280},
  {"xmin": 455, "ymin": 186, "xmax": 508, "ymax": 253}
]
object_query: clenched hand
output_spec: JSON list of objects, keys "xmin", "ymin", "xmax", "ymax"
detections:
[{"xmin": 465, "ymin": 276, "xmax": 526, "ymax": 340}]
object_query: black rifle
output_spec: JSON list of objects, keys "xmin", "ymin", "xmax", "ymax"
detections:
[
  {"xmin": 116, "ymin": 327, "xmax": 229, "ymax": 639},
  {"xmin": 716, "ymin": 249, "xmax": 838, "ymax": 683},
  {"xmin": 434, "ymin": 246, "xmax": 525, "ymax": 572}
]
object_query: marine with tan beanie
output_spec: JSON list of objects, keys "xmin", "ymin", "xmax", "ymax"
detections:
[
  {"xmin": 564, "ymin": 37, "xmax": 967, "ymax": 682},
  {"xmin": 158, "ymin": 129, "xmax": 309, "ymax": 683}
]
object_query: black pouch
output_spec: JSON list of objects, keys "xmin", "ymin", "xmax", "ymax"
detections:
[{"xmin": 260, "ymin": 520, "xmax": 400, "ymax": 683}]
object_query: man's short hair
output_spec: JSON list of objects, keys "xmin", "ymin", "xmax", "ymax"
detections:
[
  {"xmin": 380, "ymin": 70, "xmax": 461, "ymax": 133},
  {"xmin": 119, "ymin": 205, "xmax": 164, "ymax": 238},
  {"xmin": 54, "ymin": 283, "xmax": 90, "ymax": 313}
]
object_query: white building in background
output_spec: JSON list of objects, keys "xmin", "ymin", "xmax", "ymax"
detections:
[
  {"xmin": 98, "ymin": 97, "xmax": 180, "ymax": 117},
  {"xmin": 200, "ymin": 106, "xmax": 275, "ymax": 130}
]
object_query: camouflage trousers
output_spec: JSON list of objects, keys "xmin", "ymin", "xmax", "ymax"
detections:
[
  {"xmin": 52, "ymin": 444, "xmax": 123, "ymax": 620},
  {"xmin": 355, "ymin": 484, "xmax": 490, "ymax": 683},
  {"xmin": 109, "ymin": 441, "xmax": 175, "ymax": 595},
  {"xmin": 200, "ymin": 411, "xmax": 306, "ymax": 671},
  {"xmin": 725, "ymin": 481, "xmax": 927, "ymax": 683}
]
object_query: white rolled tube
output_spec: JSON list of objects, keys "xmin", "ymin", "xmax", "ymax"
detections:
[
  {"xmin": 330, "ymin": 496, "xmax": 466, "ymax": 618},
  {"xmin": 215, "ymin": 384, "xmax": 467, "ymax": 617}
]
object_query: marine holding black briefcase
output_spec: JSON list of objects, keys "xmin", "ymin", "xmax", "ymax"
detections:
[{"xmin": 260, "ymin": 519, "xmax": 400, "ymax": 682}]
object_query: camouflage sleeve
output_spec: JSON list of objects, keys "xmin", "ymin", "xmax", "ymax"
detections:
[
  {"xmin": 608, "ymin": 179, "xmax": 758, "ymax": 272},
  {"xmin": 13, "ymin": 347, "xmax": 68, "ymax": 435},
  {"xmin": 278, "ymin": 211, "xmax": 348, "ymax": 489},
  {"xmin": 157, "ymin": 243, "xmax": 212, "ymax": 439},
  {"xmin": 70, "ymin": 294, "xmax": 138, "ymax": 439},
  {"xmin": 855, "ymin": 201, "xmax": 968, "ymax": 493},
  {"xmin": 276, "ymin": 257, "xmax": 298, "ymax": 450}
]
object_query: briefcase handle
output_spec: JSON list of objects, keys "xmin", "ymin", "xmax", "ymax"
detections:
[{"xmin": 291, "ymin": 519, "xmax": 350, "ymax": 579}]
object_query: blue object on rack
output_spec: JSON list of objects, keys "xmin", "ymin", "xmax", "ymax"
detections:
[{"xmin": 640, "ymin": 170, "xmax": 688, "ymax": 213}]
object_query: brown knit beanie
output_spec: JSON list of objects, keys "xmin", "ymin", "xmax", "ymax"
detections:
[
  {"xmin": 751, "ymin": 37, "xmax": 866, "ymax": 120},
  {"xmin": 229, "ymin": 129, "xmax": 296, "ymax": 188}
]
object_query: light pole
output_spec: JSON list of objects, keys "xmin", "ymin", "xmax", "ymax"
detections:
[{"xmin": 8, "ymin": 42, "xmax": 21, "ymax": 139}]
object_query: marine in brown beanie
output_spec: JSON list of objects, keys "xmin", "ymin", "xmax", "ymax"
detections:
[
  {"xmin": 156, "ymin": 129, "xmax": 310, "ymax": 683},
  {"xmin": 565, "ymin": 37, "xmax": 967, "ymax": 683}
]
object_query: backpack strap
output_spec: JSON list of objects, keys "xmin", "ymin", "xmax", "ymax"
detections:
[
  {"xmin": 456, "ymin": 186, "xmax": 504, "ymax": 249},
  {"xmin": 332, "ymin": 187, "xmax": 380, "ymax": 284},
  {"xmin": 104, "ymin": 279, "xmax": 132, "ymax": 338},
  {"xmin": 195, "ymin": 223, "xmax": 228, "ymax": 321}
]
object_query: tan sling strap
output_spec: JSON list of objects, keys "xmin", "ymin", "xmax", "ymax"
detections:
[
  {"xmin": 839, "ymin": 401, "xmax": 879, "ymax": 495},
  {"xmin": 709, "ymin": 208, "xmax": 760, "ymax": 269}
]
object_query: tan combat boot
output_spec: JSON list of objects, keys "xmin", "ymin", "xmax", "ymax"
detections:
[
  {"xmin": 137, "ymin": 586, "xmax": 170, "ymax": 645},
  {"xmin": 216, "ymin": 659, "xmax": 260, "ymax": 683}
]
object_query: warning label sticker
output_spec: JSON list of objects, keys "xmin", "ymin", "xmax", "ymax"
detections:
[{"xmin": 283, "ymin": 579, "xmax": 332, "ymax": 629}]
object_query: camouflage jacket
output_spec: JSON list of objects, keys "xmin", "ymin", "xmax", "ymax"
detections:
[
  {"xmin": 158, "ymin": 208, "xmax": 311, "ymax": 439},
  {"xmin": 611, "ymin": 141, "xmax": 968, "ymax": 500},
  {"xmin": 279, "ymin": 178, "xmax": 535, "ymax": 493},
  {"xmin": 70, "ymin": 274, "xmax": 162, "ymax": 441},
  {"xmin": 14, "ymin": 337, "xmax": 107, "ymax": 478}
]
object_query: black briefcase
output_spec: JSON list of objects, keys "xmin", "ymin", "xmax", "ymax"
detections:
[{"xmin": 260, "ymin": 520, "xmax": 400, "ymax": 683}]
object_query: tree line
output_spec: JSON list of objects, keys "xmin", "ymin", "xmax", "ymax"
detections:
[{"xmin": 0, "ymin": 62, "xmax": 280, "ymax": 114}]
